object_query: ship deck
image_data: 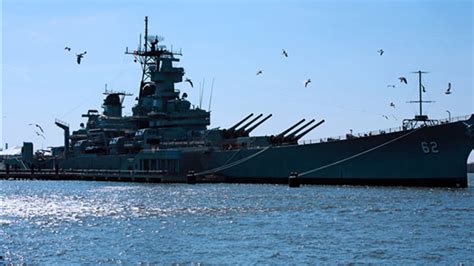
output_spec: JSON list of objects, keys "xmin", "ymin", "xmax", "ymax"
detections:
[{"xmin": 298, "ymin": 115, "xmax": 471, "ymax": 146}]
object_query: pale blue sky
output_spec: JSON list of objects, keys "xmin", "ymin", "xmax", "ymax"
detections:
[{"xmin": 1, "ymin": 0, "xmax": 473, "ymax": 156}]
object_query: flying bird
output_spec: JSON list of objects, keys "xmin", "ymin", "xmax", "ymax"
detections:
[
  {"xmin": 377, "ymin": 49, "xmax": 384, "ymax": 56},
  {"xmin": 390, "ymin": 102, "xmax": 396, "ymax": 108},
  {"xmin": 35, "ymin": 131, "xmax": 46, "ymax": 139},
  {"xmin": 398, "ymin": 77, "xmax": 407, "ymax": 84},
  {"xmin": 185, "ymin": 78, "xmax": 194, "ymax": 88},
  {"xmin": 282, "ymin": 49, "xmax": 288, "ymax": 57},
  {"xmin": 76, "ymin": 51, "xmax": 87, "ymax": 64},
  {"xmin": 64, "ymin": 47, "xmax": 71, "ymax": 51},
  {"xmin": 445, "ymin": 82, "xmax": 452, "ymax": 95},
  {"xmin": 382, "ymin": 115, "xmax": 389, "ymax": 120},
  {"xmin": 256, "ymin": 70, "xmax": 263, "ymax": 76},
  {"xmin": 28, "ymin": 123, "xmax": 44, "ymax": 133},
  {"xmin": 304, "ymin": 79, "xmax": 311, "ymax": 88},
  {"xmin": 387, "ymin": 85, "xmax": 395, "ymax": 88}
]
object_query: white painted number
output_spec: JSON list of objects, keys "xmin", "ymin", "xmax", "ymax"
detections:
[
  {"xmin": 429, "ymin": 141, "xmax": 439, "ymax": 153},
  {"xmin": 421, "ymin": 142, "xmax": 430, "ymax": 153},
  {"xmin": 421, "ymin": 141, "xmax": 439, "ymax": 154}
]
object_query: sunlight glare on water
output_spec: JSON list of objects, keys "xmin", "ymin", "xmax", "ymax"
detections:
[{"xmin": 1, "ymin": 176, "xmax": 473, "ymax": 264}]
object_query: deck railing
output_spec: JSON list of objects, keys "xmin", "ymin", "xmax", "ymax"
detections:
[{"xmin": 299, "ymin": 115, "xmax": 472, "ymax": 145}]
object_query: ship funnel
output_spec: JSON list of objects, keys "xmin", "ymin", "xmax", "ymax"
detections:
[
  {"xmin": 245, "ymin": 114, "xmax": 272, "ymax": 134},
  {"xmin": 237, "ymin": 113, "xmax": 263, "ymax": 131},
  {"xmin": 294, "ymin": 119, "xmax": 325, "ymax": 140},
  {"xmin": 284, "ymin": 119, "xmax": 315, "ymax": 139},
  {"xmin": 228, "ymin": 113, "xmax": 254, "ymax": 131},
  {"xmin": 275, "ymin": 119, "xmax": 306, "ymax": 139}
]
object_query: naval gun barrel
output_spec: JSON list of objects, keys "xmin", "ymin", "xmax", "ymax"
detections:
[
  {"xmin": 294, "ymin": 119, "xmax": 325, "ymax": 140},
  {"xmin": 237, "ymin": 114, "xmax": 263, "ymax": 131},
  {"xmin": 275, "ymin": 119, "xmax": 306, "ymax": 139},
  {"xmin": 245, "ymin": 114, "xmax": 273, "ymax": 134},
  {"xmin": 228, "ymin": 113, "xmax": 254, "ymax": 131},
  {"xmin": 284, "ymin": 119, "xmax": 315, "ymax": 139}
]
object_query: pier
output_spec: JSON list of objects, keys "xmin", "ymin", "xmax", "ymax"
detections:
[
  {"xmin": 0, "ymin": 169, "xmax": 175, "ymax": 183},
  {"xmin": 0, "ymin": 168, "xmax": 233, "ymax": 184}
]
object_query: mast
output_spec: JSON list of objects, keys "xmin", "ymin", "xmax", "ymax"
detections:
[
  {"xmin": 144, "ymin": 16, "xmax": 148, "ymax": 54},
  {"xmin": 124, "ymin": 16, "xmax": 186, "ymax": 116},
  {"xmin": 141, "ymin": 16, "xmax": 149, "ymax": 84},
  {"xmin": 417, "ymin": 70, "xmax": 423, "ymax": 117},
  {"xmin": 408, "ymin": 70, "xmax": 433, "ymax": 120}
]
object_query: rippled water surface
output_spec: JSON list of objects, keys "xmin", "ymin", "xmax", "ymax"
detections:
[{"xmin": 1, "ymin": 174, "xmax": 473, "ymax": 264}]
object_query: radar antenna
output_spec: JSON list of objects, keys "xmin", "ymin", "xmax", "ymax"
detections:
[{"xmin": 124, "ymin": 16, "xmax": 183, "ymax": 99}]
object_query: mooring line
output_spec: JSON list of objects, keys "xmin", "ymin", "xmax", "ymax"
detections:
[
  {"xmin": 299, "ymin": 127, "xmax": 422, "ymax": 177},
  {"xmin": 196, "ymin": 146, "xmax": 271, "ymax": 176}
]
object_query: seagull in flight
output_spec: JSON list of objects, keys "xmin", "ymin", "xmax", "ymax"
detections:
[
  {"xmin": 377, "ymin": 49, "xmax": 384, "ymax": 56},
  {"xmin": 387, "ymin": 85, "xmax": 395, "ymax": 88},
  {"xmin": 28, "ymin": 123, "xmax": 44, "ymax": 133},
  {"xmin": 398, "ymin": 77, "xmax": 407, "ymax": 84},
  {"xmin": 390, "ymin": 102, "xmax": 396, "ymax": 108},
  {"xmin": 282, "ymin": 49, "xmax": 288, "ymax": 57},
  {"xmin": 304, "ymin": 79, "xmax": 311, "ymax": 88},
  {"xmin": 185, "ymin": 78, "xmax": 194, "ymax": 88},
  {"xmin": 76, "ymin": 51, "xmax": 87, "ymax": 64},
  {"xmin": 445, "ymin": 82, "xmax": 452, "ymax": 95},
  {"xmin": 64, "ymin": 47, "xmax": 71, "ymax": 51},
  {"xmin": 35, "ymin": 131, "xmax": 46, "ymax": 140},
  {"xmin": 256, "ymin": 70, "xmax": 263, "ymax": 76}
]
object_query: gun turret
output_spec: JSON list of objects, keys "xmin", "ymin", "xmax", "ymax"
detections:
[
  {"xmin": 273, "ymin": 119, "xmax": 306, "ymax": 141},
  {"xmin": 236, "ymin": 114, "xmax": 263, "ymax": 131},
  {"xmin": 284, "ymin": 119, "xmax": 315, "ymax": 140},
  {"xmin": 293, "ymin": 119, "xmax": 325, "ymax": 141},
  {"xmin": 244, "ymin": 114, "xmax": 273, "ymax": 134},
  {"xmin": 227, "ymin": 113, "xmax": 254, "ymax": 131}
]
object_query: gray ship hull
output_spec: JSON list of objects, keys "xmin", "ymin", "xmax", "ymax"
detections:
[
  {"xmin": 59, "ymin": 115, "xmax": 474, "ymax": 187},
  {"xmin": 186, "ymin": 116, "xmax": 474, "ymax": 187}
]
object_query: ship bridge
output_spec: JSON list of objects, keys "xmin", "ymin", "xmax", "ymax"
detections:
[{"xmin": 125, "ymin": 16, "xmax": 210, "ymax": 136}]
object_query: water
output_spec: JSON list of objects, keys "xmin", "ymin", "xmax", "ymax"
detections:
[{"xmin": 1, "ymin": 174, "xmax": 473, "ymax": 264}]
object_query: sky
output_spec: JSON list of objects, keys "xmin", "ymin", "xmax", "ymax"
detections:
[{"xmin": 1, "ymin": 0, "xmax": 473, "ymax": 159}]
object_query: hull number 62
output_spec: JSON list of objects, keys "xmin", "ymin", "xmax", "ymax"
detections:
[{"xmin": 421, "ymin": 141, "xmax": 439, "ymax": 154}]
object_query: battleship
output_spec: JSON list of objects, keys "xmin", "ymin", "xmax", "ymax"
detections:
[{"xmin": 3, "ymin": 17, "xmax": 474, "ymax": 187}]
